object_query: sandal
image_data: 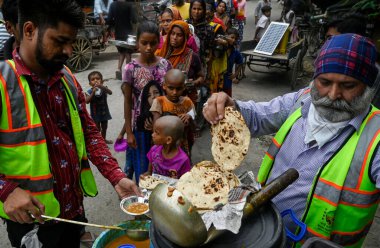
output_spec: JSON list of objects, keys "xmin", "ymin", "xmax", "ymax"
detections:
[{"xmin": 80, "ymin": 232, "xmax": 97, "ymax": 248}]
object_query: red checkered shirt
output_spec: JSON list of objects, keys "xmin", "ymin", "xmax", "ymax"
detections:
[{"xmin": 0, "ymin": 50, "xmax": 126, "ymax": 219}]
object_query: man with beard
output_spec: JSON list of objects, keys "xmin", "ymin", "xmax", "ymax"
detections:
[
  {"xmin": 203, "ymin": 33, "xmax": 379, "ymax": 247},
  {"xmin": 0, "ymin": 0, "xmax": 141, "ymax": 247}
]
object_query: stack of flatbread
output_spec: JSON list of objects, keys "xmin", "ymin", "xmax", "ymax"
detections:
[
  {"xmin": 177, "ymin": 107, "xmax": 250, "ymax": 211},
  {"xmin": 139, "ymin": 175, "xmax": 168, "ymax": 190},
  {"xmin": 177, "ymin": 161, "xmax": 239, "ymax": 210}
]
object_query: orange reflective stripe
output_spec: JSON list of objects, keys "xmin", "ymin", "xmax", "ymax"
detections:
[
  {"xmin": 0, "ymin": 73, "xmax": 12, "ymax": 129},
  {"xmin": 313, "ymin": 194, "xmax": 338, "ymax": 207},
  {"xmin": 0, "ymin": 140, "xmax": 46, "ymax": 148},
  {"xmin": 6, "ymin": 60, "xmax": 32, "ymax": 127},
  {"xmin": 0, "ymin": 123, "xmax": 43, "ymax": 132},
  {"xmin": 342, "ymin": 187, "xmax": 380, "ymax": 195},
  {"xmin": 303, "ymin": 88, "xmax": 311, "ymax": 94},
  {"xmin": 319, "ymin": 178, "xmax": 343, "ymax": 191},
  {"xmin": 358, "ymin": 129, "xmax": 380, "ymax": 189},
  {"xmin": 6, "ymin": 174, "xmax": 52, "ymax": 180},
  {"xmin": 272, "ymin": 138, "xmax": 281, "ymax": 148},
  {"xmin": 265, "ymin": 152, "xmax": 274, "ymax": 160},
  {"xmin": 367, "ymin": 110, "xmax": 380, "ymax": 122},
  {"xmin": 30, "ymin": 189, "xmax": 54, "ymax": 196},
  {"xmin": 307, "ymin": 227, "xmax": 329, "ymax": 239}
]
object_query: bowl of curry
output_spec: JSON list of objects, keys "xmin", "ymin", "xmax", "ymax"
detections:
[{"xmin": 120, "ymin": 196, "xmax": 149, "ymax": 216}]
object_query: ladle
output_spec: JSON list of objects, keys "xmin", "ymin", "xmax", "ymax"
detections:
[{"xmin": 38, "ymin": 215, "xmax": 150, "ymax": 241}]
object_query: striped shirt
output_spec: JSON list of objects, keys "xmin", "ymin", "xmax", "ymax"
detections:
[{"xmin": 237, "ymin": 88, "xmax": 380, "ymax": 231}]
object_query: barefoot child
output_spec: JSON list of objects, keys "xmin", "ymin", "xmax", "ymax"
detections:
[
  {"xmin": 85, "ymin": 71, "xmax": 113, "ymax": 144},
  {"xmin": 150, "ymin": 69, "xmax": 195, "ymax": 156},
  {"xmin": 144, "ymin": 115, "xmax": 191, "ymax": 179},
  {"xmin": 119, "ymin": 21, "xmax": 172, "ymax": 184}
]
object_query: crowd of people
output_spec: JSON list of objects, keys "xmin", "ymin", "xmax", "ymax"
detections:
[{"xmin": 0, "ymin": 0, "xmax": 380, "ymax": 247}]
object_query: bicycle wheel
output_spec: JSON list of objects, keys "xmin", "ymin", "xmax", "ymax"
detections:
[{"xmin": 67, "ymin": 36, "xmax": 93, "ymax": 72}]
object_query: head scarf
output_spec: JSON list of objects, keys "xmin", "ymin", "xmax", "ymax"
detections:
[
  {"xmin": 158, "ymin": 20, "xmax": 193, "ymax": 70},
  {"xmin": 313, "ymin": 33, "xmax": 378, "ymax": 87},
  {"xmin": 169, "ymin": 6, "xmax": 183, "ymax": 21}
]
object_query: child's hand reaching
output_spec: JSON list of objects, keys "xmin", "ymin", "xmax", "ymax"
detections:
[{"xmin": 179, "ymin": 114, "xmax": 192, "ymax": 126}]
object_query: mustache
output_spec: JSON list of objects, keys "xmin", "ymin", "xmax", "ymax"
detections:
[{"xmin": 312, "ymin": 95, "xmax": 355, "ymax": 114}]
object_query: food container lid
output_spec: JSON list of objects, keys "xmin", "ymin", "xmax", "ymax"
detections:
[
  {"xmin": 114, "ymin": 139, "xmax": 128, "ymax": 152},
  {"xmin": 117, "ymin": 245, "xmax": 136, "ymax": 248}
]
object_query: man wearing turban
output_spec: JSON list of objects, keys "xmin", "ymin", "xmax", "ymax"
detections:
[{"xmin": 203, "ymin": 33, "xmax": 379, "ymax": 247}]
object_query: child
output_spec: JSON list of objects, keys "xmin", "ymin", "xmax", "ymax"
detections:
[
  {"xmin": 119, "ymin": 21, "xmax": 172, "ymax": 184},
  {"xmin": 150, "ymin": 69, "xmax": 195, "ymax": 157},
  {"xmin": 254, "ymin": 0, "xmax": 271, "ymax": 25},
  {"xmin": 85, "ymin": 71, "xmax": 113, "ymax": 144},
  {"xmin": 235, "ymin": 0, "xmax": 246, "ymax": 49},
  {"xmin": 143, "ymin": 115, "xmax": 191, "ymax": 179},
  {"xmin": 254, "ymin": 5, "xmax": 271, "ymax": 44},
  {"xmin": 118, "ymin": 80, "xmax": 163, "ymax": 179},
  {"xmin": 224, "ymin": 28, "xmax": 244, "ymax": 96}
]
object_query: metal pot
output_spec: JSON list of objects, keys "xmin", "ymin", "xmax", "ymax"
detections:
[{"xmin": 149, "ymin": 168, "xmax": 299, "ymax": 247}]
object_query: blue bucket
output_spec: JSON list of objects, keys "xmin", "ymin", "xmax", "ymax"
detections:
[{"xmin": 92, "ymin": 220, "xmax": 150, "ymax": 248}]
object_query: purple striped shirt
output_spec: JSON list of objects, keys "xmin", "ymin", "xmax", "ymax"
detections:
[{"xmin": 237, "ymin": 88, "xmax": 380, "ymax": 231}]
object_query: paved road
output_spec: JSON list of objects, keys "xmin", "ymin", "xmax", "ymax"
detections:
[{"xmin": 0, "ymin": 1, "xmax": 379, "ymax": 247}]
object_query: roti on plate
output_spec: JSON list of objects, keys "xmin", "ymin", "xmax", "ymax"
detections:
[
  {"xmin": 177, "ymin": 161, "xmax": 239, "ymax": 211},
  {"xmin": 211, "ymin": 106, "xmax": 250, "ymax": 171},
  {"xmin": 139, "ymin": 175, "xmax": 168, "ymax": 190}
]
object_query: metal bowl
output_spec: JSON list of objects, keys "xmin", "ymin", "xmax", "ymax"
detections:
[{"xmin": 120, "ymin": 196, "xmax": 149, "ymax": 216}]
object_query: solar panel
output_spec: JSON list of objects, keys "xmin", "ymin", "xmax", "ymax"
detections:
[{"xmin": 254, "ymin": 22, "xmax": 290, "ymax": 55}]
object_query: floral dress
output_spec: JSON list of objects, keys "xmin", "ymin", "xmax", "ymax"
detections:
[{"xmin": 122, "ymin": 58, "xmax": 172, "ymax": 184}]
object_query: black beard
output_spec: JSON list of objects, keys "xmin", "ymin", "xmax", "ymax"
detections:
[{"xmin": 35, "ymin": 31, "xmax": 69, "ymax": 74}]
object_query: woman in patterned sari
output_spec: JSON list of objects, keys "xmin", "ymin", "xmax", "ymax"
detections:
[{"xmin": 157, "ymin": 20, "xmax": 205, "ymax": 137}]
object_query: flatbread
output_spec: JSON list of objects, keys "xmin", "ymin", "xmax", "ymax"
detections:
[
  {"xmin": 139, "ymin": 175, "xmax": 168, "ymax": 190},
  {"xmin": 177, "ymin": 161, "xmax": 239, "ymax": 211},
  {"xmin": 211, "ymin": 107, "xmax": 250, "ymax": 171}
]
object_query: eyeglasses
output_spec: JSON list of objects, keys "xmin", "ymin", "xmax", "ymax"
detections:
[{"xmin": 160, "ymin": 19, "xmax": 173, "ymax": 24}]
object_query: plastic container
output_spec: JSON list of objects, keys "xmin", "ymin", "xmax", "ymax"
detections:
[
  {"xmin": 301, "ymin": 237, "xmax": 343, "ymax": 248},
  {"xmin": 118, "ymin": 245, "xmax": 136, "ymax": 248},
  {"xmin": 114, "ymin": 139, "xmax": 128, "ymax": 152},
  {"xmin": 92, "ymin": 221, "xmax": 150, "ymax": 248},
  {"xmin": 150, "ymin": 202, "xmax": 286, "ymax": 248}
]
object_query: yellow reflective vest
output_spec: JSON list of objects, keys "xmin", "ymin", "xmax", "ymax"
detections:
[
  {"xmin": 258, "ymin": 91, "xmax": 380, "ymax": 247},
  {"xmin": 0, "ymin": 60, "xmax": 98, "ymax": 220}
]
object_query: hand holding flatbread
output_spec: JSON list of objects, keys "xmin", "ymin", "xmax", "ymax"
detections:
[{"xmin": 211, "ymin": 107, "xmax": 250, "ymax": 171}]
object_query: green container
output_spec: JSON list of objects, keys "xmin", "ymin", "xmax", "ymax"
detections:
[{"xmin": 92, "ymin": 220, "xmax": 151, "ymax": 248}]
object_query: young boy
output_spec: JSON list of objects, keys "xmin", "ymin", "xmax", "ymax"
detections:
[
  {"xmin": 143, "ymin": 115, "xmax": 191, "ymax": 179},
  {"xmin": 85, "ymin": 71, "xmax": 113, "ymax": 144},
  {"xmin": 254, "ymin": 5, "xmax": 272, "ymax": 44},
  {"xmin": 224, "ymin": 28, "xmax": 244, "ymax": 96},
  {"xmin": 150, "ymin": 69, "xmax": 195, "ymax": 156}
]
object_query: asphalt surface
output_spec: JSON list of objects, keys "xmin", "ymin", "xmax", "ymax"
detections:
[{"xmin": 0, "ymin": 1, "xmax": 379, "ymax": 247}]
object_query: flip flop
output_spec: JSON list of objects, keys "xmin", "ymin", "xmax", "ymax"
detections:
[{"xmin": 80, "ymin": 232, "xmax": 97, "ymax": 248}]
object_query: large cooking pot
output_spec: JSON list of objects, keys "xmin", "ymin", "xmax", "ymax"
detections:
[
  {"xmin": 150, "ymin": 201, "xmax": 286, "ymax": 248},
  {"xmin": 149, "ymin": 169, "xmax": 299, "ymax": 247}
]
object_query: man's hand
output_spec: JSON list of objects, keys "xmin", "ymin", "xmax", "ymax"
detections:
[
  {"xmin": 114, "ymin": 178, "xmax": 142, "ymax": 199},
  {"xmin": 3, "ymin": 188, "xmax": 45, "ymax": 224},
  {"xmin": 202, "ymin": 92, "xmax": 234, "ymax": 124}
]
